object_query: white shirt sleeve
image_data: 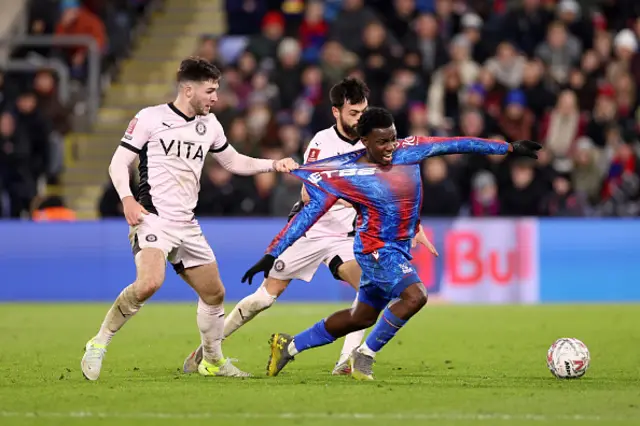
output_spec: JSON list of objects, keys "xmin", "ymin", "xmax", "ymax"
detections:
[
  {"xmin": 120, "ymin": 109, "xmax": 152, "ymax": 153},
  {"xmin": 210, "ymin": 143, "xmax": 275, "ymax": 175},
  {"xmin": 108, "ymin": 146, "xmax": 138, "ymax": 200},
  {"xmin": 109, "ymin": 108, "xmax": 151, "ymax": 200}
]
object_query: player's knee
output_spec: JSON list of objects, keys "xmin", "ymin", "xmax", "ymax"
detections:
[
  {"xmin": 135, "ymin": 277, "xmax": 163, "ymax": 301},
  {"xmin": 200, "ymin": 285, "xmax": 225, "ymax": 305},
  {"xmin": 406, "ymin": 291, "xmax": 428, "ymax": 312}
]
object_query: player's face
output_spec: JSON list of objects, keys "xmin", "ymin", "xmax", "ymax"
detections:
[
  {"xmin": 334, "ymin": 100, "xmax": 368, "ymax": 139},
  {"xmin": 190, "ymin": 80, "xmax": 219, "ymax": 115},
  {"xmin": 363, "ymin": 126, "xmax": 397, "ymax": 166}
]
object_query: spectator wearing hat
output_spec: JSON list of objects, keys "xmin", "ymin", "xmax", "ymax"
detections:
[
  {"xmin": 463, "ymin": 83, "xmax": 498, "ymax": 133},
  {"xmin": 498, "ymin": 89, "xmax": 535, "ymax": 142},
  {"xmin": 469, "ymin": 170, "xmax": 500, "ymax": 217},
  {"xmin": 273, "ymin": 38, "xmax": 303, "ymax": 110},
  {"xmin": 460, "ymin": 12, "xmax": 492, "ymax": 63},
  {"xmin": 247, "ymin": 11, "xmax": 286, "ymax": 64},
  {"xmin": 55, "ymin": 0, "xmax": 107, "ymax": 80},
  {"xmin": 556, "ymin": 0, "xmax": 593, "ymax": 51},
  {"xmin": 608, "ymin": 28, "xmax": 640, "ymax": 90}
]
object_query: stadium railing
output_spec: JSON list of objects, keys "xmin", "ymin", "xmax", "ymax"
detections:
[
  {"xmin": 0, "ymin": 35, "xmax": 101, "ymax": 122},
  {"xmin": 2, "ymin": 57, "xmax": 71, "ymax": 104}
]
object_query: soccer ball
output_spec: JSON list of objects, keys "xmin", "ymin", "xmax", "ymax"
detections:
[{"xmin": 546, "ymin": 338, "xmax": 590, "ymax": 379}]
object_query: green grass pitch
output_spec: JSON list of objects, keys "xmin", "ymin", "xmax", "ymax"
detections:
[{"xmin": 1, "ymin": 303, "xmax": 639, "ymax": 426}]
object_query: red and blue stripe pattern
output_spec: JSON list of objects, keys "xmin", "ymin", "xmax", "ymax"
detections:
[{"xmin": 266, "ymin": 136, "xmax": 509, "ymax": 259}]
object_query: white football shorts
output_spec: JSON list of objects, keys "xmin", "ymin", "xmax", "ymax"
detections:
[
  {"xmin": 269, "ymin": 235, "xmax": 355, "ymax": 282},
  {"xmin": 129, "ymin": 213, "xmax": 216, "ymax": 273}
]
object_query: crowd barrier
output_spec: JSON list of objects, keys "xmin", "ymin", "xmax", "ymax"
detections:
[{"xmin": 0, "ymin": 218, "xmax": 637, "ymax": 303}]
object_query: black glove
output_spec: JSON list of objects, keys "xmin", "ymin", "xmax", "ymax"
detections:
[
  {"xmin": 510, "ymin": 140, "xmax": 542, "ymax": 159},
  {"xmin": 241, "ymin": 254, "xmax": 276, "ymax": 285}
]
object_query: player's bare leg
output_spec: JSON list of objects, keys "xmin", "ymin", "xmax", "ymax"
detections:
[
  {"xmin": 180, "ymin": 262, "xmax": 250, "ymax": 377},
  {"xmin": 269, "ymin": 283, "xmax": 427, "ymax": 379},
  {"xmin": 183, "ymin": 276, "xmax": 284, "ymax": 373},
  {"xmin": 267, "ymin": 301, "xmax": 379, "ymax": 377},
  {"xmin": 333, "ymin": 260, "xmax": 365, "ymax": 375},
  {"xmin": 82, "ymin": 248, "xmax": 165, "ymax": 381},
  {"xmin": 351, "ymin": 282, "xmax": 428, "ymax": 380}
]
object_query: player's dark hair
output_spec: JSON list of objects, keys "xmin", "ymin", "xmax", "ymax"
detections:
[
  {"xmin": 329, "ymin": 77, "xmax": 370, "ymax": 108},
  {"xmin": 356, "ymin": 107, "xmax": 394, "ymax": 137},
  {"xmin": 176, "ymin": 56, "xmax": 221, "ymax": 83}
]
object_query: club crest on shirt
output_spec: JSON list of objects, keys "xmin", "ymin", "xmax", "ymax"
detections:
[
  {"xmin": 124, "ymin": 117, "xmax": 138, "ymax": 140},
  {"xmin": 307, "ymin": 148, "xmax": 321, "ymax": 163},
  {"xmin": 196, "ymin": 122, "xmax": 207, "ymax": 136}
]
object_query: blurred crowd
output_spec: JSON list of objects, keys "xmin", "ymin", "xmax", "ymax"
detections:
[
  {"xmin": 1, "ymin": 0, "xmax": 151, "ymax": 218},
  {"xmin": 132, "ymin": 0, "xmax": 639, "ymax": 219}
]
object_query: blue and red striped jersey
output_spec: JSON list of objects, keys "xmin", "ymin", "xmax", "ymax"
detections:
[{"xmin": 266, "ymin": 136, "xmax": 509, "ymax": 259}]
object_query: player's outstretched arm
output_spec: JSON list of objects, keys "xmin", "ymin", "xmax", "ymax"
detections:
[
  {"xmin": 300, "ymin": 185, "xmax": 352, "ymax": 208},
  {"xmin": 395, "ymin": 136, "xmax": 542, "ymax": 164},
  {"xmin": 241, "ymin": 183, "xmax": 338, "ymax": 285},
  {"xmin": 211, "ymin": 144, "xmax": 298, "ymax": 175}
]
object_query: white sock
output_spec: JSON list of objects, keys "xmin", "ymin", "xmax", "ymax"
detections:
[
  {"xmin": 197, "ymin": 298, "xmax": 225, "ymax": 364},
  {"xmin": 223, "ymin": 284, "xmax": 277, "ymax": 338},
  {"xmin": 287, "ymin": 341, "xmax": 299, "ymax": 356},
  {"xmin": 358, "ymin": 342, "xmax": 376, "ymax": 358},
  {"xmin": 337, "ymin": 296, "xmax": 365, "ymax": 364},
  {"xmin": 94, "ymin": 284, "xmax": 143, "ymax": 346}
]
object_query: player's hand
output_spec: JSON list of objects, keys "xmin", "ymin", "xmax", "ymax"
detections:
[
  {"xmin": 122, "ymin": 196, "xmax": 149, "ymax": 226},
  {"xmin": 336, "ymin": 199, "xmax": 353, "ymax": 208},
  {"xmin": 509, "ymin": 140, "xmax": 542, "ymax": 159},
  {"xmin": 273, "ymin": 157, "xmax": 299, "ymax": 173},
  {"xmin": 411, "ymin": 225, "xmax": 439, "ymax": 256},
  {"xmin": 241, "ymin": 254, "xmax": 276, "ymax": 285}
]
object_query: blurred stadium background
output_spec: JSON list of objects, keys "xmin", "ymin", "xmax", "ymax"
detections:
[
  {"xmin": 0, "ymin": 0, "xmax": 638, "ymax": 305},
  {"xmin": 2, "ymin": 2, "xmax": 640, "ymax": 424}
]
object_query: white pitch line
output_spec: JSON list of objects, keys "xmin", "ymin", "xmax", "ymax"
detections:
[{"xmin": 0, "ymin": 411, "xmax": 630, "ymax": 422}]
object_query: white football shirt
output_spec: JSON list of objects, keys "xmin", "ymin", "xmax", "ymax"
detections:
[
  {"xmin": 298, "ymin": 125, "xmax": 364, "ymax": 238},
  {"xmin": 120, "ymin": 103, "xmax": 229, "ymax": 222}
]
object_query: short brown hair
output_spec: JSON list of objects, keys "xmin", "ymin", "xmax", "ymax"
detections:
[
  {"xmin": 176, "ymin": 57, "xmax": 221, "ymax": 83},
  {"xmin": 330, "ymin": 77, "xmax": 370, "ymax": 108}
]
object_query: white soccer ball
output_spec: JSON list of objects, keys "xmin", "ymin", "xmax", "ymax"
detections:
[{"xmin": 546, "ymin": 338, "xmax": 590, "ymax": 379}]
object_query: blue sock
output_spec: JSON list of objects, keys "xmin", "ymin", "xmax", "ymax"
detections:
[
  {"xmin": 364, "ymin": 307, "xmax": 407, "ymax": 352},
  {"xmin": 293, "ymin": 319, "xmax": 337, "ymax": 353}
]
